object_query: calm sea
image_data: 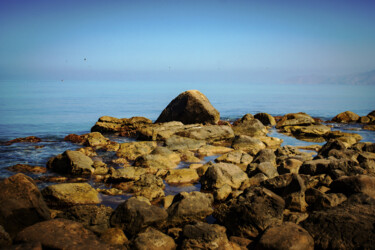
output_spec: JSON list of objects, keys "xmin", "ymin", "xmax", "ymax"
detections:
[{"xmin": 0, "ymin": 80, "xmax": 374, "ymax": 183}]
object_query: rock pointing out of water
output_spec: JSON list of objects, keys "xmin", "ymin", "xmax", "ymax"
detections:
[{"xmin": 155, "ymin": 90, "xmax": 220, "ymax": 125}]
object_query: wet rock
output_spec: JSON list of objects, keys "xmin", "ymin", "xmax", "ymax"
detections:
[
  {"xmin": 100, "ymin": 228, "xmax": 129, "ymax": 246},
  {"xmin": 0, "ymin": 225, "xmax": 12, "ymax": 247},
  {"xmin": 130, "ymin": 174, "xmax": 165, "ymax": 200},
  {"xmin": 64, "ymin": 133, "xmax": 85, "ymax": 144},
  {"xmin": 91, "ymin": 115, "xmax": 152, "ymax": 135},
  {"xmin": 42, "ymin": 183, "xmax": 100, "ymax": 207},
  {"xmin": 165, "ymin": 169, "xmax": 200, "ymax": 185},
  {"xmin": 215, "ymin": 150, "xmax": 253, "ymax": 170},
  {"xmin": 133, "ymin": 227, "xmax": 176, "ymax": 250},
  {"xmin": 107, "ymin": 167, "xmax": 148, "ymax": 182},
  {"xmin": 197, "ymin": 145, "xmax": 233, "ymax": 157},
  {"xmin": 47, "ymin": 150, "xmax": 94, "ymax": 175},
  {"xmin": 111, "ymin": 197, "xmax": 168, "ymax": 236},
  {"xmin": 156, "ymin": 90, "xmax": 220, "ymax": 125},
  {"xmin": 301, "ymin": 194, "xmax": 375, "ymax": 249},
  {"xmin": 232, "ymin": 115, "xmax": 268, "ymax": 137},
  {"xmin": 332, "ymin": 110, "xmax": 360, "ymax": 123},
  {"xmin": 165, "ymin": 135, "xmax": 206, "ymax": 151},
  {"xmin": 176, "ymin": 125, "xmax": 234, "ymax": 142},
  {"xmin": 167, "ymin": 191, "xmax": 214, "ymax": 225},
  {"xmin": 330, "ymin": 175, "xmax": 375, "ymax": 199},
  {"xmin": 5, "ymin": 136, "xmax": 42, "ymax": 145},
  {"xmin": 364, "ymin": 124, "xmax": 375, "ymax": 131},
  {"xmin": 181, "ymin": 221, "xmax": 233, "ymax": 249},
  {"xmin": 254, "ymin": 112, "xmax": 276, "ymax": 126},
  {"xmin": 256, "ymin": 222, "xmax": 314, "ymax": 250},
  {"xmin": 201, "ymin": 163, "xmax": 248, "ymax": 190},
  {"xmin": 58, "ymin": 205, "xmax": 113, "ymax": 234},
  {"xmin": 116, "ymin": 141, "xmax": 157, "ymax": 161},
  {"xmin": 15, "ymin": 218, "xmax": 107, "ymax": 249},
  {"xmin": 214, "ymin": 187, "xmax": 285, "ymax": 238},
  {"xmin": 276, "ymin": 113, "xmax": 315, "ymax": 128},
  {"xmin": 232, "ymin": 135, "xmax": 266, "ymax": 155},
  {"xmin": 6, "ymin": 164, "xmax": 47, "ymax": 174},
  {"xmin": 0, "ymin": 174, "xmax": 50, "ymax": 238}
]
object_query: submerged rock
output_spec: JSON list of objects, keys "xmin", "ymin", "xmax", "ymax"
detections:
[
  {"xmin": 91, "ymin": 115, "xmax": 152, "ymax": 136},
  {"xmin": 6, "ymin": 164, "xmax": 47, "ymax": 174},
  {"xmin": 5, "ymin": 136, "xmax": 42, "ymax": 145},
  {"xmin": 232, "ymin": 135, "xmax": 266, "ymax": 155},
  {"xmin": 155, "ymin": 90, "xmax": 220, "ymax": 125}
]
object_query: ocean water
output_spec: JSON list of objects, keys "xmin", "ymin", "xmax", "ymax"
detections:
[{"xmin": 0, "ymin": 80, "xmax": 374, "ymax": 202}]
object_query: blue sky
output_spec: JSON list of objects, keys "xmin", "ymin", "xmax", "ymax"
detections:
[{"xmin": 0, "ymin": 0, "xmax": 374, "ymax": 83}]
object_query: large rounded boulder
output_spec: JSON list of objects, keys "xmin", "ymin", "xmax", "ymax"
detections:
[
  {"xmin": 332, "ymin": 111, "xmax": 360, "ymax": 123},
  {"xmin": 155, "ymin": 90, "xmax": 220, "ymax": 125}
]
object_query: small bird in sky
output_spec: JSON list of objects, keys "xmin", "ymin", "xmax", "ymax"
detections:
[{"xmin": 84, "ymin": 58, "xmax": 87, "ymax": 61}]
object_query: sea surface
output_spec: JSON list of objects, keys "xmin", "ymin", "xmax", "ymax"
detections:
[{"xmin": 0, "ymin": 80, "xmax": 374, "ymax": 206}]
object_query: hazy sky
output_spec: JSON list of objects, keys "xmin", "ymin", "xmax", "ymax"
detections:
[{"xmin": 1, "ymin": 0, "xmax": 374, "ymax": 83}]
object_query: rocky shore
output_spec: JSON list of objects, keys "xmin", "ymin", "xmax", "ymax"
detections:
[{"xmin": 1, "ymin": 90, "xmax": 375, "ymax": 249}]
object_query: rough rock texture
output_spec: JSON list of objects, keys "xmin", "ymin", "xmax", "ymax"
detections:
[
  {"xmin": 332, "ymin": 111, "xmax": 360, "ymax": 123},
  {"xmin": 156, "ymin": 90, "xmax": 220, "ymax": 125},
  {"xmin": 107, "ymin": 166, "xmax": 148, "ymax": 182},
  {"xmin": 256, "ymin": 222, "xmax": 314, "ymax": 250},
  {"xmin": 165, "ymin": 135, "xmax": 206, "ymax": 151},
  {"xmin": 301, "ymin": 194, "xmax": 375, "ymax": 249},
  {"xmin": 254, "ymin": 112, "xmax": 276, "ymax": 126},
  {"xmin": 130, "ymin": 174, "xmax": 165, "ymax": 200},
  {"xmin": 134, "ymin": 147, "xmax": 181, "ymax": 171},
  {"xmin": 47, "ymin": 150, "xmax": 94, "ymax": 175},
  {"xmin": 276, "ymin": 113, "xmax": 315, "ymax": 128},
  {"xmin": 42, "ymin": 183, "xmax": 100, "ymax": 207},
  {"xmin": 91, "ymin": 115, "xmax": 152, "ymax": 136},
  {"xmin": 233, "ymin": 115, "xmax": 268, "ymax": 137},
  {"xmin": 165, "ymin": 169, "xmax": 200, "ymax": 184},
  {"xmin": 176, "ymin": 125, "xmax": 234, "ymax": 142},
  {"xmin": 167, "ymin": 191, "xmax": 214, "ymax": 225},
  {"xmin": 116, "ymin": 141, "xmax": 157, "ymax": 161},
  {"xmin": 181, "ymin": 222, "xmax": 234, "ymax": 249},
  {"xmin": 214, "ymin": 187, "xmax": 285, "ymax": 238},
  {"xmin": 15, "ymin": 218, "xmax": 107, "ymax": 249},
  {"xmin": 111, "ymin": 198, "xmax": 168, "ymax": 236},
  {"xmin": 232, "ymin": 135, "xmax": 266, "ymax": 155},
  {"xmin": 133, "ymin": 227, "xmax": 176, "ymax": 250},
  {"xmin": 201, "ymin": 163, "xmax": 248, "ymax": 190},
  {"xmin": 6, "ymin": 164, "xmax": 47, "ymax": 174},
  {"xmin": 215, "ymin": 150, "xmax": 253, "ymax": 170},
  {"xmin": 0, "ymin": 174, "xmax": 50, "ymax": 238}
]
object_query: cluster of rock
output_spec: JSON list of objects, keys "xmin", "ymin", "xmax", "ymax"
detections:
[{"xmin": 1, "ymin": 90, "xmax": 375, "ymax": 249}]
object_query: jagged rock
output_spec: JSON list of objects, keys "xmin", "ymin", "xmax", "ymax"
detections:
[
  {"xmin": 232, "ymin": 115, "xmax": 268, "ymax": 137},
  {"xmin": 276, "ymin": 113, "xmax": 315, "ymax": 128},
  {"xmin": 332, "ymin": 111, "xmax": 360, "ymax": 123},
  {"xmin": 42, "ymin": 183, "xmax": 100, "ymax": 207},
  {"xmin": 165, "ymin": 169, "xmax": 200, "ymax": 185},
  {"xmin": 301, "ymin": 194, "xmax": 375, "ymax": 249},
  {"xmin": 133, "ymin": 227, "xmax": 176, "ymax": 250},
  {"xmin": 215, "ymin": 150, "xmax": 253, "ymax": 171},
  {"xmin": 165, "ymin": 135, "xmax": 206, "ymax": 151},
  {"xmin": 6, "ymin": 164, "xmax": 47, "ymax": 174},
  {"xmin": 116, "ymin": 141, "xmax": 157, "ymax": 161},
  {"xmin": 256, "ymin": 222, "xmax": 314, "ymax": 250},
  {"xmin": 14, "ymin": 218, "xmax": 107, "ymax": 249},
  {"xmin": 47, "ymin": 150, "xmax": 94, "ymax": 175},
  {"xmin": 201, "ymin": 163, "xmax": 248, "ymax": 190},
  {"xmin": 155, "ymin": 90, "xmax": 220, "ymax": 125},
  {"xmin": 167, "ymin": 191, "xmax": 214, "ymax": 225},
  {"xmin": 58, "ymin": 205, "xmax": 113, "ymax": 234},
  {"xmin": 176, "ymin": 125, "xmax": 235, "ymax": 142},
  {"xmin": 100, "ymin": 228, "xmax": 129, "ymax": 246},
  {"xmin": 111, "ymin": 197, "xmax": 168, "ymax": 236},
  {"xmin": 197, "ymin": 145, "xmax": 233, "ymax": 157},
  {"xmin": 181, "ymin": 222, "xmax": 234, "ymax": 249},
  {"xmin": 0, "ymin": 174, "xmax": 50, "ymax": 238},
  {"xmin": 254, "ymin": 112, "xmax": 276, "ymax": 126},
  {"xmin": 91, "ymin": 115, "xmax": 152, "ymax": 135},
  {"xmin": 232, "ymin": 135, "xmax": 266, "ymax": 155},
  {"xmin": 214, "ymin": 187, "xmax": 285, "ymax": 238},
  {"xmin": 330, "ymin": 175, "xmax": 375, "ymax": 199},
  {"xmin": 107, "ymin": 167, "xmax": 148, "ymax": 182}
]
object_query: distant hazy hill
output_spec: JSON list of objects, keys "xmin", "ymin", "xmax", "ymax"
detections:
[{"xmin": 286, "ymin": 70, "xmax": 375, "ymax": 85}]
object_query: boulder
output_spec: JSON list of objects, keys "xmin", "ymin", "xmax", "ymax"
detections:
[
  {"xmin": 111, "ymin": 197, "xmax": 168, "ymax": 236},
  {"xmin": 276, "ymin": 113, "xmax": 315, "ymax": 128},
  {"xmin": 100, "ymin": 228, "xmax": 129, "ymax": 246},
  {"xmin": 181, "ymin": 222, "xmax": 234, "ymax": 249},
  {"xmin": 42, "ymin": 183, "xmax": 100, "ymax": 207},
  {"xmin": 215, "ymin": 150, "xmax": 253, "ymax": 170},
  {"xmin": 116, "ymin": 141, "xmax": 157, "ymax": 161},
  {"xmin": 214, "ymin": 187, "xmax": 285, "ymax": 238},
  {"xmin": 165, "ymin": 169, "xmax": 200, "ymax": 185},
  {"xmin": 91, "ymin": 115, "xmax": 152, "ymax": 136},
  {"xmin": 155, "ymin": 90, "xmax": 220, "ymax": 124},
  {"xmin": 0, "ymin": 174, "xmax": 50, "ymax": 238},
  {"xmin": 47, "ymin": 150, "xmax": 94, "ymax": 175},
  {"xmin": 332, "ymin": 111, "xmax": 360, "ymax": 123},
  {"xmin": 201, "ymin": 163, "xmax": 248, "ymax": 190},
  {"xmin": 130, "ymin": 174, "xmax": 165, "ymax": 201},
  {"xmin": 176, "ymin": 125, "xmax": 235, "ymax": 142},
  {"xmin": 14, "ymin": 218, "xmax": 107, "ymax": 249},
  {"xmin": 232, "ymin": 115, "xmax": 268, "ymax": 137},
  {"xmin": 167, "ymin": 191, "xmax": 214, "ymax": 225},
  {"xmin": 165, "ymin": 135, "xmax": 206, "ymax": 151},
  {"xmin": 301, "ymin": 194, "xmax": 375, "ymax": 249},
  {"xmin": 133, "ymin": 227, "xmax": 176, "ymax": 250},
  {"xmin": 254, "ymin": 112, "xmax": 276, "ymax": 126},
  {"xmin": 58, "ymin": 205, "xmax": 113, "ymax": 234},
  {"xmin": 232, "ymin": 135, "xmax": 266, "ymax": 155},
  {"xmin": 330, "ymin": 175, "xmax": 375, "ymax": 199},
  {"xmin": 256, "ymin": 222, "xmax": 314, "ymax": 250}
]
